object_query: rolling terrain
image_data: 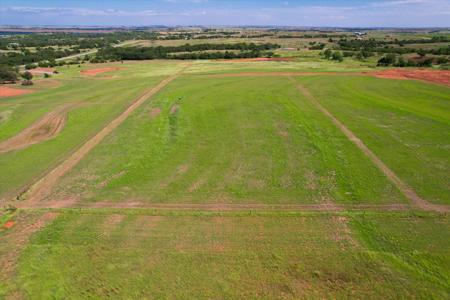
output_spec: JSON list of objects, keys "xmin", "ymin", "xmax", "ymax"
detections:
[{"xmin": 1, "ymin": 57, "xmax": 449, "ymax": 298}]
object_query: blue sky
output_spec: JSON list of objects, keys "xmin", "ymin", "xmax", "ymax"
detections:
[{"xmin": 1, "ymin": 0, "xmax": 449, "ymax": 27}]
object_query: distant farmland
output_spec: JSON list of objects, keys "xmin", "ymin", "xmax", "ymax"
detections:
[{"xmin": 1, "ymin": 29, "xmax": 449, "ymax": 298}]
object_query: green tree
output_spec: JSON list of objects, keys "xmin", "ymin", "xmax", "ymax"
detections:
[
  {"xmin": 0, "ymin": 66, "xmax": 18, "ymax": 83},
  {"xmin": 21, "ymin": 71, "xmax": 33, "ymax": 80},
  {"xmin": 332, "ymin": 51, "xmax": 344, "ymax": 62},
  {"xmin": 323, "ymin": 49, "xmax": 333, "ymax": 59}
]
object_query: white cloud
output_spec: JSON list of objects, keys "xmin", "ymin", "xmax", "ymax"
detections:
[{"xmin": 1, "ymin": 1, "xmax": 449, "ymax": 27}]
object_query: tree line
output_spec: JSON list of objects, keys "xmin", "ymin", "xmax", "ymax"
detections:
[{"xmin": 95, "ymin": 43, "xmax": 280, "ymax": 61}]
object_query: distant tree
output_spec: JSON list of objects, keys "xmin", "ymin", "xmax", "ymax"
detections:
[
  {"xmin": 21, "ymin": 71, "xmax": 33, "ymax": 80},
  {"xmin": 323, "ymin": 49, "xmax": 333, "ymax": 59},
  {"xmin": 395, "ymin": 57, "xmax": 407, "ymax": 67},
  {"xmin": 417, "ymin": 49, "xmax": 427, "ymax": 57},
  {"xmin": 25, "ymin": 64, "xmax": 37, "ymax": 70},
  {"xmin": 377, "ymin": 54, "xmax": 397, "ymax": 66},
  {"xmin": 332, "ymin": 51, "xmax": 344, "ymax": 62},
  {"xmin": 0, "ymin": 66, "xmax": 18, "ymax": 83}
]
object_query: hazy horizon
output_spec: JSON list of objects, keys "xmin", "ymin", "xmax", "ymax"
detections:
[{"xmin": 1, "ymin": 0, "xmax": 450, "ymax": 28}]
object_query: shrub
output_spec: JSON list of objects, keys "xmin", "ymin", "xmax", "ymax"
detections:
[
  {"xmin": 25, "ymin": 64, "xmax": 37, "ymax": 70},
  {"xmin": 0, "ymin": 66, "xmax": 18, "ymax": 83},
  {"xmin": 21, "ymin": 71, "xmax": 33, "ymax": 80},
  {"xmin": 21, "ymin": 79, "xmax": 33, "ymax": 86},
  {"xmin": 332, "ymin": 51, "xmax": 344, "ymax": 62}
]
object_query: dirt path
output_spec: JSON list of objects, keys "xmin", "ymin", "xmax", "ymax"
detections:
[
  {"xmin": 81, "ymin": 201, "xmax": 411, "ymax": 212},
  {"xmin": 294, "ymin": 80, "xmax": 449, "ymax": 213},
  {"xmin": 17, "ymin": 64, "xmax": 191, "ymax": 207},
  {"xmin": 0, "ymin": 212, "xmax": 58, "ymax": 295},
  {"xmin": 0, "ymin": 104, "xmax": 75, "ymax": 154}
]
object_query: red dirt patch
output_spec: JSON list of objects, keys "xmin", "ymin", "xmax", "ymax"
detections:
[
  {"xmin": 150, "ymin": 107, "xmax": 161, "ymax": 118},
  {"xmin": 0, "ymin": 86, "xmax": 33, "ymax": 98},
  {"xmin": 372, "ymin": 69, "xmax": 450, "ymax": 86},
  {"xmin": 0, "ymin": 103, "xmax": 75, "ymax": 153},
  {"xmin": 170, "ymin": 104, "xmax": 179, "ymax": 114},
  {"xmin": 29, "ymin": 67, "xmax": 55, "ymax": 75},
  {"xmin": 81, "ymin": 67, "xmax": 123, "ymax": 76},
  {"xmin": 4, "ymin": 220, "xmax": 15, "ymax": 229},
  {"xmin": 222, "ymin": 57, "xmax": 294, "ymax": 63}
]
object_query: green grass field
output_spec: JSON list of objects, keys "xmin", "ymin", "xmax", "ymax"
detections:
[
  {"xmin": 0, "ymin": 58, "xmax": 449, "ymax": 298},
  {"xmin": 0, "ymin": 61, "xmax": 185, "ymax": 200},
  {"xmin": 1, "ymin": 210, "xmax": 448, "ymax": 298},
  {"xmin": 49, "ymin": 75, "xmax": 406, "ymax": 205}
]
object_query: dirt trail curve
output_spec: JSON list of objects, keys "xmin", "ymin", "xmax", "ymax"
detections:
[
  {"xmin": 294, "ymin": 80, "xmax": 449, "ymax": 213},
  {"xmin": 17, "ymin": 64, "xmax": 191, "ymax": 207},
  {"xmin": 0, "ymin": 104, "xmax": 75, "ymax": 154}
]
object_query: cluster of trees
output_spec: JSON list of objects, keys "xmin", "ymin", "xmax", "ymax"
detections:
[
  {"xmin": 342, "ymin": 50, "xmax": 374, "ymax": 60},
  {"xmin": 0, "ymin": 47, "xmax": 80, "ymax": 66},
  {"xmin": 308, "ymin": 42, "xmax": 326, "ymax": 50},
  {"xmin": 96, "ymin": 43, "xmax": 280, "ymax": 61},
  {"xmin": 0, "ymin": 66, "xmax": 39, "ymax": 85},
  {"xmin": 337, "ymin": 38, "xmax": 450, "ymax": 56},
  {"xmin": 0, "ymin": 65, "xmax": 18, "ymax": 83},
  {"xmin": 0, "ymin": 31, "xmax": 160, "ymax": 50},
  {"xmin": 170, "ymin": 51, "xmax": 274, "ymax": 60},
  {"xmin": 322, "ymin": 49, "xmax": 343, "ymax": 62},
  {"xmin": 376, "ymin": 54, "xmax": 443, "ymax": 67}
]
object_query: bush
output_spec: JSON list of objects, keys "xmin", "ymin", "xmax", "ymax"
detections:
[
  {"xmin": 377, "ymin": 54, "xmax": 396, "ymax": 66},
  {"xmin": 0, "ymin": 66, "xmax": 18, "ymax": 83},
  {"xmin": 21, "ymin": 71, "xmax": 33, "ymax": 80},
  {"xmin": 323, "ymin": 49, "xmax": 333, "ymax": 59},
  {"xmin": 332, "ymin": 51, "xmax": 344, "ymax": 62},
  {"xmin": 25, "ymin": 64, "xmax": 37, "ymax": 70},
  {"xmin": 44, "ymin": 73, "xmax": 51, "ymax": 78},
  {"xmin": 21, "ymin": 79, "xmax": 33, "ymax": 86},
  {"xmin": 343, "ymin": 51, "xmax": 354, "ymax": 57}
]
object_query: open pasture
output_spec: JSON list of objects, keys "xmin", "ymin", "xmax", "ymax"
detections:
[
  {"xmin": 1, "ymin": 57, "xmax": 449, "ymax": 299},
  {"xmin": 0, "ymin": 60, "xmax": 186, "ymax": 201},
  {"xmin": 1, "ymin": 210, "xmax": 448, "ymax": 298}
]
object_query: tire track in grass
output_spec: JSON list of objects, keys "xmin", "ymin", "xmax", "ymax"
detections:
[
  {"xmin": 0, "ymin": 211, "xmax": 59, "ymax": 297},
  {"xmin": 293, "ymin": 79, "xmax": 448, "ymax": 213},
  {"xmin": 17, "ymin": 64, "xmax": 191, "ymax": 208}
]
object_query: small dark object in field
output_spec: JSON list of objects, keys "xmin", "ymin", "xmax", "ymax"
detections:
[{"xmin": 21, "ymin": 80, "xmax": 33, "ymax": 86}]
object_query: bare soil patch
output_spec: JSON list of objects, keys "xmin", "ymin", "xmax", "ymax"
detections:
[
  {"xmin": 150, "ymin": 107, "xmax": 161, "ymax": 118},
  {"xmin": 75, "ymin": 202, "xmax": 415, "ymax": 212},
  {"xmin": 372, "ymin": 69, "xmax": 450, "ymax": 86},
  {"xmin": 29, "ymin": 67, "xmax": 55, "ymax": 75},
  {"xmin": 0, "ymin": 104, "xmax": 74, "ymax": 154},
  {"xmin": 81, "ymin": 67, "xmax": 124, "ymax": 76},
  {"xmin": 0, "ymin": 86, "xmax": 33, "ymax": 98},
  {"xmin": 170, "ymin": 104, "xmax": 179, "ymax": 114},
  {"xmin": 4, "ymin": 220, "xmax": 15, "ymax": 229},
  {"xmin": 222, "ymin": 57, "xmax": 295, "ymax": 63}
]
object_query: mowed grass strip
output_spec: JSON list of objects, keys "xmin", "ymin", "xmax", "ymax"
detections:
[
  {"xmin": 0, "ymin": 211, "xmax": 447, "ymax": 298},
  {"xmin": 296, "ymin": 76, "xmax": 450, "ymax": 204},
  {"xmin": 0, "ymin": 61, "xmax": 186, "ymax": 200},
  {"xmin": 50, "ymin": 75, "xmax": 404, "ymax": 205}
]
